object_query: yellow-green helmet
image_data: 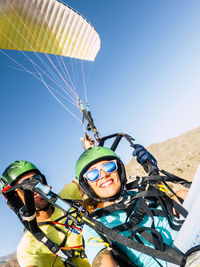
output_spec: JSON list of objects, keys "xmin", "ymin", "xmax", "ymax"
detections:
[
  {"xmin": 75, "ymin": 146, "xmax": 127, "ymax": 202},
  {"xmin": 1, "ymin": 160, "xmax": 46, "ymax": 189}
]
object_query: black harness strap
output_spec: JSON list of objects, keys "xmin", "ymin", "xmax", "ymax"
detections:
[
  {"xmin": 88, "ymin": 217, "xmax": 184, "ymax": 265},
  {"xmin": 38, "ymin": 220, "xmax": 68, "ymax": 249},
  {"xmin": 91, "ymin": 196, "xmax": 134, "ymax": 218},
  {"xmin": 38, "ymin": 211, "xmax": 86, "ymax": 259},
  {"xmin": 160, "ymin": 170, "xmax": 192, "ymax": 189},
  {"xmin": 88, "ymin": 174, "xmax": 191, "ymax": 266},
  {"xmin": 126, "ymin": 173, "xmax": 191, "ymax": 191},
  {"xmin": 20, "ymin": 190, "xmax": 78, "ymax": 266},
  {"xmin": 3, "ymin": 172, "xmax": 192, "ymax": 266},
  {"xmin": 4, "ymin": 182, "xmax": 84, "ymax": 267},
  {"xmin": 180, "ymin": 245, "xmax": 200, "ymax": 267}
]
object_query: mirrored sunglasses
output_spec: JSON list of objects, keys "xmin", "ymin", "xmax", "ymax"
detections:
[
  {"xmin": 18, "ymin": 174, "xmax": 43, "ymax": 184},
  {"xmin": 83, "ymin": 160, "xmax": 118, "ymax": 182}
]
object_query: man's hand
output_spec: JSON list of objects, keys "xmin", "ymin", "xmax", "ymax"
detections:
[{"xmin": 81, "ymin": 134, "xmax": 95, "ymax": 150}]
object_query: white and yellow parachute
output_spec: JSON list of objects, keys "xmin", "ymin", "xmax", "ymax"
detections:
[
  {"xmin": 0, "ymin": 0, "xmax": 101, "ymax": 137},
  {"xmin": 0, "ymin": 0, "xmax": 100, "ymax": 61}
]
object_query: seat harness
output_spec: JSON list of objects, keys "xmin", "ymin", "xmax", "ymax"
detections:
[
  {"xmin": 2, "ymin": 170, "xmax": 198, "ymax": 267},
  {"xmin": 1, "ymin": 180, "xmax": 85, "ymax": 267},
  {"xmin": 90, "ymin": 173, "xmax": 191, "ymax": 266},
  {"xmin": 1, "ymin": 133, "xmax": 199, "ymax": 267}
]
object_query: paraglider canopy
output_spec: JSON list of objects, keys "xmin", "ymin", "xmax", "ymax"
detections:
[
  {"xmin": 0, "ymin": 0, "xmax": 101, "ymax": 140},
  {"xmin": 0, "ymin": 0, "xmax": 100, "ymax": 61}
]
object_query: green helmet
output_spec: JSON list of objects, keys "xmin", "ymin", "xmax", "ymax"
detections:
[
  {"xmin": 75, "ymin": 146, "xmax": 127, "ymax": 202},
  {"xmin": 1, "ymin": 160, "xmax": 43, "ymax": 188}
]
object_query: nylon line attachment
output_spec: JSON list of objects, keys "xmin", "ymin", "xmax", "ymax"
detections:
[{"xmin": 78, "ymin": 100, "xmax": 100, "ymax": 141}]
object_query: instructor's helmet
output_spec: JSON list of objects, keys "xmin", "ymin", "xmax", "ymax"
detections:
[
  {"xmin": 75, "ymin": 146, "xmax": 127, "ymax": 202},
  {"xmin": 0, "ymin": 160, "xmax": 47, "ymax": 189}
]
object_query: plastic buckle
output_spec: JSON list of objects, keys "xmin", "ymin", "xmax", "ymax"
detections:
[
  {"xmin": 136, "ymin": 176, "xmax": 148, "ymax": 191},
  {"xmin": 79, "ymin": 250, "xmax": 86, "ymax": 259},
  {"xmin": 129, "ymin": 209, "xmax": 144, "ymax": 225},
  {"xmin": 154, "ymin": 183, "xmax": 168, "ymax": 193},
  {"xmin": 71, "ymin": 250, "xmax": 86, "ymax": 259}
]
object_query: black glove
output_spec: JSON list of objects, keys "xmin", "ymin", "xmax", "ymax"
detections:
[{"xmin": 131, "ymin": 144, "xmax": 158, "ymax": 173}]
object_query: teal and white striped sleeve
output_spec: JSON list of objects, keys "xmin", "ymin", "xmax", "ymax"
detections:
[{"xmin": 82, "ymin": 223, "xmax": 108, "ymax": 264}]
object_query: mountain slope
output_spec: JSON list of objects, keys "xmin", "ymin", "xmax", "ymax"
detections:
[
  {"xmin": 0, "ymin": 252, "xmax": 17, "ymax": 267},
  {"xmin": 126, "ymin": 126, "xmax": 200, "ymax": 184}
]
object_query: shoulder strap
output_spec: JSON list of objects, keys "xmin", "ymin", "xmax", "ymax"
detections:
[
  {"xmin": 84, "ymin": 214, "xmax": 184, "ymax": 265},
  {"xmin": 5, "ymin": 183, "xmax": 82, "ymax": 267},
  {"xmin": 5, "ymin": 177, "xmax": 188, "ymax": 266},
  {"xmin": 89, "ymin": 187, "xmax": 188, "ymax": 265},
  {"xmin": 91, "ymin": 195, "xmax": 134, "ymax": 218}
]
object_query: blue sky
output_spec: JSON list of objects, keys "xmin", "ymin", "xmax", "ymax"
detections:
[{"xmin": 0, "ymin": 0, "xmax": 200, "ymax": 257}]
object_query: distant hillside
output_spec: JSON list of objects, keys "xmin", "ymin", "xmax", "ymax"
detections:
[
  {"xmin": 0, "ymin": 252, "xmax": 18, "ymax": 267},
  {"xmin": 126, "ymin": 126, "xmax": 200, "ymax": 189},
  {"xmin": 2, "ymin": 126, "xmax": 200, "ymax": 267},
  {"xmin": 0, "ymin": 258, "xmax": 19, "ymax": 267}
]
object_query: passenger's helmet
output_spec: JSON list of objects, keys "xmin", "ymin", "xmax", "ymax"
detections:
[{"xmin": 75, "ymin": 146, "xmax": 127, "ymax": 202}]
